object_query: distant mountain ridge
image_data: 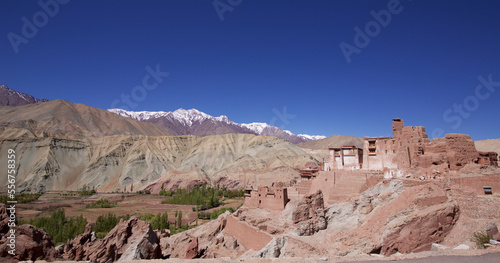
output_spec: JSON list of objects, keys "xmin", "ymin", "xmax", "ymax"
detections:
[
  {"xmin": 0, "ymin": 85, "xmax": 48, "ymax": 106},
  {"xmin": 0, "ymin": 100, "xmax": 171, "ymax": 137},
  {"xmin": 0, "ymin": 86, "xmax": 325, "ymax": 143},
  {"xmin": 108, "ymin": 108, "xmax": 326, "ymax": 144}
]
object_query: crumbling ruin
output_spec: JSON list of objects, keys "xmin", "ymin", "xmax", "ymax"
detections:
[
  {"xmin": 328, "ymin": 118, "xmax": 498, "ymax": 172},
  {"xmin": 244, "ymin": 186, "xmax": 289, "ymax": 210}
]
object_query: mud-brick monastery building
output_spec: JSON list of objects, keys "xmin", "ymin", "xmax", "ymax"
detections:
[
  {"xmin": 244, "ymin": 119, "xmax": 498, "ymax": 210},
  {"xmin": 328, "ymin": 118, "xmax": 498, "ymax": 171}
]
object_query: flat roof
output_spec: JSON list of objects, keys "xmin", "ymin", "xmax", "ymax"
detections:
[
  {"xmin": 364, "ymin": 137, "xmax": 392, "ymax": 140},
  {"xmin": 328, "ymin": 147, "xmax": 341, "ymax": 150}
]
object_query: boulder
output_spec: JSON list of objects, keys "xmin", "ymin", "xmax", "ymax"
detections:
[
  {"xmin": 0, "ymin": 204, "xmax": 57, "ymax": 262},
  {"xmin": 0, "ymin": 224, "xmax": 57, "ymax": 263},
  {"xmin": 292, "ymin": 190, "xmax": 327, "ymax": 236},
  {"xmin": 431, "ymin": 243, "xmax": 448, "ymax": 251},
  {"xmin": 453, "ymin": 244, "xmax": 470, "ymax": 250},
  {"xmin": 185, "ymin": 237, "xmax": 199, "ymax": 259},
  {"xmin": 380, "ymin": 200, "xmax": 460, "ymax": 255},
  {"xmin": 485, "ymin": 222, "xmax": 500, "ymax": 241}
]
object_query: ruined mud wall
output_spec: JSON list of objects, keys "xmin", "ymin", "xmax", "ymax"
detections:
[
  {"xmin": 244, "ymin": 187, "xmax": 288, "ymax": 210},
  {"xmin": 444, "ymin": 134, "xmax": 479, "ymax": 170},
  {"xmin": 308, "ymin": 172, "xmax": 374, "ymax": 205},
  {"xmin": 363, "ymin": 120, "xmax": 482, "ymax": 172},
  {"xmin": 450, "ymin": 174, "xmax": 500, "ymax": 195},
  {"xmin": 224, "ymin": 215, "xmax": 272, "ymax": 251}
]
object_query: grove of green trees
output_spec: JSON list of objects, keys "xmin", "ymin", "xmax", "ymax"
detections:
[
  {"xmin": 20, "ymin": 209, "xmax": 87, "ymax": 244},
  {"xmin": 161, "ymin": 184, "xmax": 244, "ymax": 210}
]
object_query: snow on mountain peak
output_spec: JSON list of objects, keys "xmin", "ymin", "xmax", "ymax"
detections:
[
  {"xmin": 109, "ymin": 108, "xmax": 234, "ymax": 126},
  {"xmin": 297, "ymin": 134, "xmax": 327, "ymax": 141},
  {"xmin": 108, "ymin": 108, "xmax": 325, "ymax": 143},
  {"xmin": 108, "ymin": 108, "xmax": 168, "ymax": 121},
  {"xmin": 215, "ymin": 115, "xmax": 233, "ymax": 125},
  {"xmin": 241, "ymin": 122, "xmax": 270, "ymax": 134}
]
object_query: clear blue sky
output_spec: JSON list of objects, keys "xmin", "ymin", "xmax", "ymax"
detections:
[{"xmin": 1, "ymin": 0, "xmax": 499, "ymax": 140}]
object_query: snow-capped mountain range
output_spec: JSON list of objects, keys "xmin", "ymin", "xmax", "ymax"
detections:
[{"xmin": 108, "ymin": 108, "xmax": 326, "ymax": 144}]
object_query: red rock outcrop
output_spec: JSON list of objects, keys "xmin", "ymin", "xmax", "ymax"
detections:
[
  {"xmin": 184, "ymin": 237, "xmax": 199, "ymax": 259},
  {"xmin": 64, "ymin": 216, "xmax": 161, "ymax": 263},
  {"xmin": 380, "ymin": 202, "xmax": 460, "ymax": 255},
  {"xmin": 351, "ymin": 181, "xmax": 461, "ymax": 256},
  {"xmin": 323, "ymin": 180, "xmax": 461, "ymax": 257},
  {"xmin": 63, "ymin": 223, "xmax": 95, "ymax": 260},
  {"xmin": 292, "ymin": 190, "xmax": 327, "ymax": 236},
  {"xmin": 162, "ymin": 212, "xmax": 249, "ymax": 259},
  {"xmin": 0, "ymin": 224, "xmax": 58, "ymax": 263},
  {"xmin": 0, "ymin": 204, "xmax": 58, "ymax": 263}
]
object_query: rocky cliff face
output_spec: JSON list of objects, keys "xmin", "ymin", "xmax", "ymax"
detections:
[{"xmin": 0, "ymin": 128, "xmax": 315, "ymax": 193}]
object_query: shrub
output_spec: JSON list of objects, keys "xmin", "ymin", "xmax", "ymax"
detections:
[
  {"xmin": 198, "ymin": 207, "xmax": 234, "ymax": 220},
  {"xmin": 79, "ymin": 184, "xmax": 96, "ymax": 196},
  {"xmin": 85, "ymin": 198, "xmax": 116, "ymax": 208},
  {"xmin": 0, "ymin": 193, "xmax": 41, "ymax": 204},
  {"xmin": 471, "ymin": 231, "xmax": 492, "ymax": 249}
]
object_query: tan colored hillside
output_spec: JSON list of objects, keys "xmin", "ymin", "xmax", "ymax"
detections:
[
  {"xmin": 0, "ymin": 128, "xmax": 315, "ymax": 193},
  {"xmin": 0, "ymin": 99, "xmax": 170, "ymax": 137},
  {"xmin": 297, "ymin": 135, "xmax": 363, "ymax": 150}
]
